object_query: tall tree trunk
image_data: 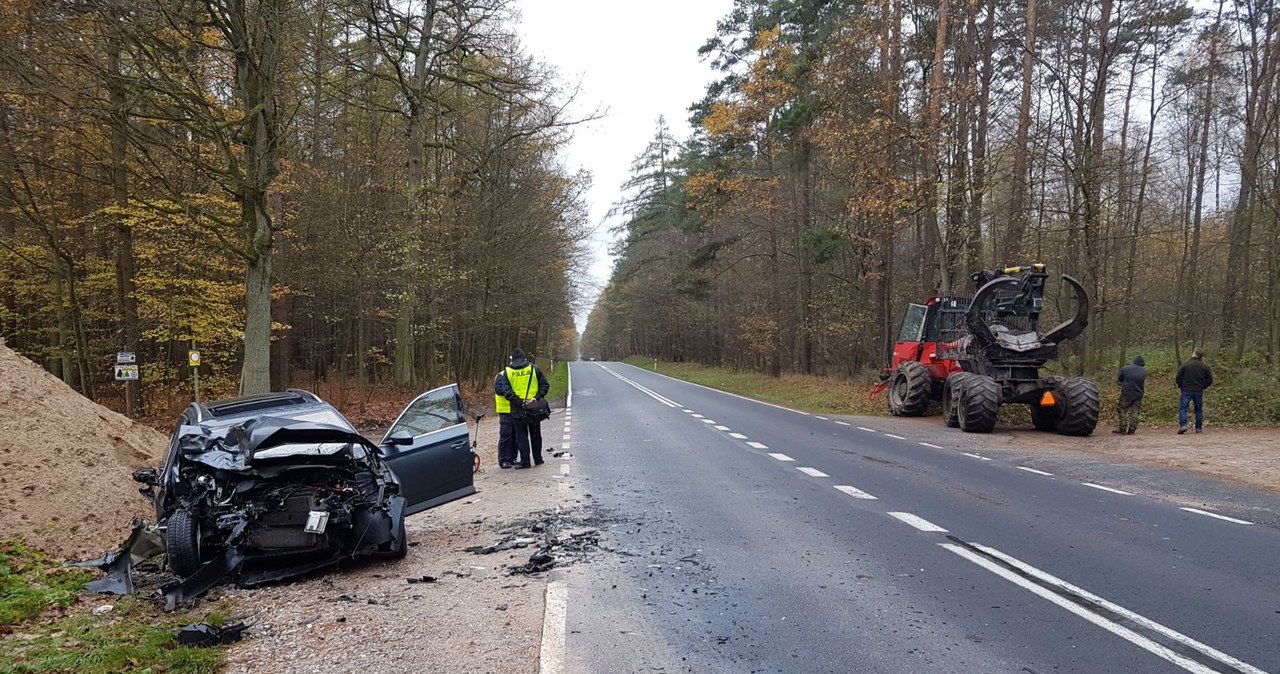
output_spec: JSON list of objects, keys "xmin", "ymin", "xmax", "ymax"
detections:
[
  {"xmin": 923, "ymin": 0, "xmax": 952, "ymax": 292},
  {"xmin": 107, "ymin": 39, "xmax": 141, "ymax": 416},
  {"xmin": 1006, "ymin": 0, "xmax": 1037, "ymax": 262},
  {"xmin": 1187, "ymin": 1, "xmax": 1223, "ymax": 351},
  {"xmin": 228, "ymin": 0, "xmax": 287, "ymax": 395},
  {"xmin": 1223, "ymin": 15, "xmax": 1280, "ymax": 358}
]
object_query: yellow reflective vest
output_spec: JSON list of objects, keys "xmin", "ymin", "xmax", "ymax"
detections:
[{"xmin": 495, "ymin": 365, "xmax": 538, "ymax": 414}]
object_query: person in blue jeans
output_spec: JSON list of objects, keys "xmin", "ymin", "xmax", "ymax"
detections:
[{"xmin": 1175, "ymin": 349, "xmax": 1213, "ymax": 434}]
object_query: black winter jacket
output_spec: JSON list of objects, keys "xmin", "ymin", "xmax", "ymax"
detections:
[
  {"xmin": 1117, "ymin": 363, "xmax": 1146, "ymax": 400},
  {"xmin": 1175, "ymin": 359, "xmax": 1213, "ymax": 392}
]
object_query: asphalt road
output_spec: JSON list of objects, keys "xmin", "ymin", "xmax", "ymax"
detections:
[{"xmin": 552, "ymin": 361, "xmax": 1280, "ymax": 674}]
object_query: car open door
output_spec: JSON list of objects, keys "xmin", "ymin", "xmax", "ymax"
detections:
[{"xmin": 380, "ymin": 384, "xmax": 476, "ymax": 516}]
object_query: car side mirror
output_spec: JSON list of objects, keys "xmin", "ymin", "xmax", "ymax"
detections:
[{"xmin": 386, "ymin": 430, "xmax": 414, "ymax": 446}]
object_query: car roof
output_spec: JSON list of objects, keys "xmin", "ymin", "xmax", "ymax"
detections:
[{"xmin": 184, "ymin": 389, "xmax": 358, "ymax": 432}]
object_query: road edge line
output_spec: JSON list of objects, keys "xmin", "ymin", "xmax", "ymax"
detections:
[
  {"xmin": 539, "ymin": 579, "xmax": 568, "ymax": 674},
  {"xmin": 616, "ymin": 361, "xmax": 811, "ymax": 416}
]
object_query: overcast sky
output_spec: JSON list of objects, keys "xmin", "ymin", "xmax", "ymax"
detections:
[{"xmin": 514, "ymin": 0, "xmax": 734, "ymax": 329}]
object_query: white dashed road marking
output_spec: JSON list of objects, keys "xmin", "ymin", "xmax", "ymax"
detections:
[
  {"xmin": 746, "ymin": 441, "xmax": 768, "ymax": 449},
  {"xmin": 682, "ymin": 409, "xmax": 694, "ymax": 413},
  {"xmin": 834, "ymin": 421, "xmax": 850, "ymax": 426},
  {"xmin": 834, "ymin": 485, "xmax": 877, "ymax": 500},
  {"xmin": 888, "ymin": 512, "xmax": 948, "ymax": 532},
  {"xmin": 1180, "ymin": 507, "xmax": 1252, "ymax": 525},
  {"xmin": 884, "ymin": 433, "xmax": 906, "ymax": 440},
  {"xmin": 728, "ymin": 432, "xmax": 748, "ymax": 439},
  {"xmin": 1017, "ymin": 466, "xmax": 1054, "ymax": 476},
  {"xmin": 962, "ymin": 452, "xmax": 992, "ymax": 461},
  {"xmin": 714, "ymin": 425, "xmax": 730, "ymax": 431},
  {"xmin": 919, "ymin": 442, "xmax": 943, "ymax": 449},
  {"xmin": 701, "ymin": 419, "xmax": 716, "ymax": 424},
  {"xmin": 1082, "ymin": 483, "xmax": 1133, "ymax": 496},
  {"xmin": 815, "ymin": 415, "xmax": 829, "ymax": 420},
  {"xmin": 796, "ymin": 467, "xmax": 829, "ymax": 478},
  {"xmin": 691, "ymin": 414, "xmax": 704, "ymax": 419},
  {"xmin": 857, "ymin": 426, "xmax": 877, "ymax": 433},
  {"xmin": 767, "ymin": 453, "xmax": 795, "ymax": 462}
]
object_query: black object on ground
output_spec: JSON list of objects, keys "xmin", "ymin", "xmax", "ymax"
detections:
[{"xmin": 176, "ymin": 620, "xmax": 253, "ymax": 647}]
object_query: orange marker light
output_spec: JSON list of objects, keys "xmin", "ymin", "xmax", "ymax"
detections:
[{"xmin": 1040, "ymin": 391, "xmax": 1057, "ymax": 407}]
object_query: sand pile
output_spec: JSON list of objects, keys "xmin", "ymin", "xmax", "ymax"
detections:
[{"xmin": 0, "ymin": 341, "xmax": 165, "ymax": 560}]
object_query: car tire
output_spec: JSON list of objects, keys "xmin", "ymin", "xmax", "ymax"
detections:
[{"xmin": 166, "ymin": 509, "xmax": 204, "ymax": 577}]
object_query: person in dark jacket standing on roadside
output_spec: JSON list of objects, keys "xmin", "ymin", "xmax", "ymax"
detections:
[
  {"xmin": 1114, "ymin": 355, "xmax": 1147, "ymax": 435},
  {"xmin": 1176, "ymin": 349, "xmax": 1213, "ymax": 434},
  {"xmin": 494, "ymin": 348, "xmax": 550, "ymax": 468}
]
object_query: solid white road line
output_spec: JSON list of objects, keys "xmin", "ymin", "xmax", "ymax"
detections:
[
  {"xmin": 834, "ymin": 421, "xmax": 851, "ymax": 426},
  {"xmin": 884, "ymin": 433, "xmax": 906, "ymax": 440},
  {"xmin": 955, "ymin": 543, "xmax": 1266, "ymax": 674},
  {"xmin": 597, "ymin": 364, "xmax": 681, "ymax": 407},
  {"xmin": 833, "ymin": 485, "xmax": 877, "ymax": 500},
  {"xmin": 1180, "ymin": 507, "xmax": 1253, "ymax": 525},
  {"xmin": 767, "ymin": 453, "xmax": 795, "ymax": 462},
  {"xmin": 962, "ymin": 452, "xmax": 992, "ymax": 461},
  {"xmin": 919, "ymin": 442, "xmax": 943, "ymax": 449},
  {"xmin": 1082, "ymin": 483, "xmax": 1133, "ymax": 496},
  {"xmin": 857, "ymin": 426, "xmax": 877, "ymax": 433},
  {"xmin": 797, "ymin": 467, "xmax": 829, "ymax": 478},
  {"xmin": 728, "ymin": 432, "xmax": 748, "ymax": 439},
  {"xmin": 1017, "ymin": 466, "xmax": 1055, "ymax": 476},
  {"xmin": 619, "ymin": 361, "xmax": 811, "ymax": 416},
  {"xmin": 539, "ymin": 580, "xmax": 568, "ymax": 674},
  {"xmin": 565, "ymin": 364, "xmax": 573, "ymax": 410},
  {"xmin": 746, "ymin": 441, "xmax": 769, "ymax": 449},
  {"xmin": 887, "ymin": 512, "xmax": 947, "ymax": 532},
  {"xmin": 714, "ymin": 425, "xmax": 731, "ymax": 431}
]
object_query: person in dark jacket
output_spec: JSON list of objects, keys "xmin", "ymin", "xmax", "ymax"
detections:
[
  {"xmin": 494, "ymin": 348, "xmax": 550, "ymax": 468},
  {"xmin": 1175, "ymin": 349, "xmax": 1213, "ymax": 434},
  {"xmin": 1114, "ymin": 355, "xmax": 1147, "ymax": 434}
]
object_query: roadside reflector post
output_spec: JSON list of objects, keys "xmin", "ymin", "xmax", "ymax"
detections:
[{"xmin": 189, "ymin": 344, "xmax": 202, "ymax": 403}]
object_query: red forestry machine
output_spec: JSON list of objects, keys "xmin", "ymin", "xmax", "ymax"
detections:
[{"xmin": 871, "ymin": 264, "xmax": 1100, "ymax": 436}]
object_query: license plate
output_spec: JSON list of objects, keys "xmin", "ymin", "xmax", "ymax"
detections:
[{"xmin": 304, "ymin": 510, "xmax": 329, "ymax": 534}]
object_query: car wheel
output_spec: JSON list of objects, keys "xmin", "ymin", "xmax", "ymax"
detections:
[{"xmin": 165, "ymin": 509, "xmax": 204, "ymax": 577}]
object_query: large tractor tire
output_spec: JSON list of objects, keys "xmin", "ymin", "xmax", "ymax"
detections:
[
  {"xmin": 957, "ymin": 374, "xmax": 1001, "ymax": 433},
  {"xmin": 165, "ymin": 509, "xmax": 204, "ymax": 577},
  {"xmin": 888, "ymin": 361, "xmax": 933, "ymax": 417},
  {"xmin": 1055, "ymin": 377, "xmax": 1100, "ymax": 436},
  {"xmin": 1030, "ymin": 403, "xmax": 1058, "ymax": 432},
  {"xmin": 942, "ymin": 372, "xmax": 973, "ymax": 428}
]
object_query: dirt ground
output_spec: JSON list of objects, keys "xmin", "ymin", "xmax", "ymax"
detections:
[
  {"xmin": 864, "ymin": 414, "xmax": 1280, "ymax": 495},
  {"xmin": 222, "ymin": 414, "xmax": 585, "ymax": 674},
  {"xmin": 0, "ymin": 342, "xmax": 165, "ymax": 559}
]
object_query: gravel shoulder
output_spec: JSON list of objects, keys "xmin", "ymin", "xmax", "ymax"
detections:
[
  {"xmin": 223, "ymin": 414, "xmax": 583, "ymax": 674},
  {"xmin": 847, "ymin": 412, "xmax": 1280, "ymax": 495}
]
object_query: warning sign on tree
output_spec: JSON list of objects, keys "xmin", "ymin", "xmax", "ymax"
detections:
[
  {"xmin": 114, "ymin": 365, "xmax": 139, "ymax": 381},
  {"xmin": 188, "ymin": 351, "xmax": 201, "ymax": 367}
]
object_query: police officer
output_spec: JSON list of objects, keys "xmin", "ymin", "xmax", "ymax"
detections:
[{"xmin": 494, "ymin": 348, "xmax": 550, "ymax": 468}]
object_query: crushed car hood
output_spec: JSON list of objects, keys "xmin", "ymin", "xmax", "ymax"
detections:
[{"xmin": 176, "ymin": 416, "xmax": 379, "ymax": 472}]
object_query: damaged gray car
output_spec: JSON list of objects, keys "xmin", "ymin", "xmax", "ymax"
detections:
[{"xmin": 116, "ymin": 387, "xmax": 475, "ymax": 603}]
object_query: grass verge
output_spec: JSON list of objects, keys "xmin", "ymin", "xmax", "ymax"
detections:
[
  {"xmin": 547, "ymin": 359, "xmax": 569, "ymax": 405},
  {"xmin": 0, "ymin": 541, "xmax": 229, "ymax": 674},
  {"xmin": 622, "ymin": 354, "xmax": 1280, "ymax": 428}
]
